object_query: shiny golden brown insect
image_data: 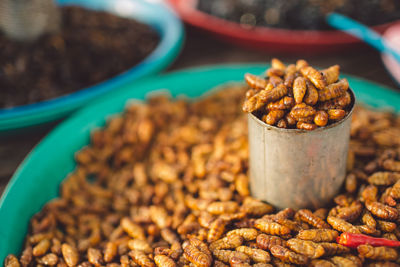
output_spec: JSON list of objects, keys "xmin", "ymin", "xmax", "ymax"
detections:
[
  {"xmin": 254, "ymin": 219, "xmax": 291, "ymax": 236},
  {"xmin": 256, "ymin": 234, "xmax": 287, "ymax": 251},
  {"xmin": 286, "ymin": 238, "xmax": 325, "ymax": 259},
  {"xmin": 365, "ymin": 201, "xmax": 398, "ymax": 221},
  {"xmin": 270, "ymin": 245, "xmax": 310, "ymax": 265},
  {"xmin": 236, "ymin": 246, "xmax": 271, "ymax": 263},
  {"xmin": 296, "ymin": 229, "xmax": 338, "ymax": 243},
  {"xmin": 357, "ymin": 245, "xmax": 398, "ymax": 261},
  {"xmin": 297, "ymin": 209, "xmax": 330, "ymax": 229}
]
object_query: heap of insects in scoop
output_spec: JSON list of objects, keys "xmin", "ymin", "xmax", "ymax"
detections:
[{"xmin": 243, "ymin": 58, "xmax": 352, "ymax": 130}]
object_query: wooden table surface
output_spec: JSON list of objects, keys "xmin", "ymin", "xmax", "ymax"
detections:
[{"xmin": 0, "ymin": 27, "xmax": 399, "ymax": 194}]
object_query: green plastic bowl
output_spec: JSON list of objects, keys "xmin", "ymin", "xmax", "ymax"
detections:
[{"xmin": 1, "ymin": 64, "xmax": 400, "ymax": 261}]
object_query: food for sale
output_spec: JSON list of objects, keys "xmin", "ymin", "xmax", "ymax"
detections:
[
  {"xmin": 243, "ymin": 59, "xmax": 353, "ymax": 130},
  {"xmin": 4, "ymin": 80, "xmax": 400, "ymax": 266}
]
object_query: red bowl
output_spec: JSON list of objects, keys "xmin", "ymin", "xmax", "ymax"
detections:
[{"xmin": 168, "ymin": 0, "xmax": 399, "ymax": 53}]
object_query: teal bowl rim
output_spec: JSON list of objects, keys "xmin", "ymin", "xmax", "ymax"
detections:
[
  {"xmin": 0, "ymin": 0, "xmax": 184, "ymax": 131},
  {"xmin": 1, "ymin": 63, "xmax": 400, "ymax": 260}
]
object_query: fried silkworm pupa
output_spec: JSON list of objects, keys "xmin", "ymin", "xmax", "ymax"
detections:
[
  {"xmin": 383, "ymin": 159, "xmax": 400, "ymax": 172},
  {"xmin": 37, "ymin": 253, "xmax": 58, "ymax": 266},
  {"xmin": 241, "ymin": 197, "xmax": 274, "ymax": 217},
  {"xmin": 389, "ymin": 180, "xmax": 400, "ymax": 199},
  {"xmin": 328, "ymin": 109, "xmax": 346, "ymax": 121},
  {"xmin": 296, "ymin": 59, "xmax": 309, "ymax": 70},
  {"xmin": 318, "ymin": 78, "xmax": 349, "ymax": 101},
  {"xmin": 277, "ymin": 118, "xmax": 288, "ymax": 128},
  {"xmin": 365, "ymin": 201, "xmax": 398, "ymax": 221},
  {"xmin": 297, "ymin": 209, "xmax": 330, "ymax": 229},
  {"xmin": 154, "ymin": 247, "xmax": 181, "ymax": 260},
  {"xmin": 345, "ymin": 173, "xmax": 357, "ymax": 194},
  {"xmin": 104, "ymin": 242, "xmax": 117, "ymax": 262},
  {"xmin": 377, "ymin": 220, "xmax": 397, "ymax": 233},
  {"xmin": 266, "ymin": 68, "xmax": 285, "ymax": 78},
  {"xmin": 326, "ymin": 216, "xmax": 360, "ymax": 234},
  {"xmin": 270, "ymin": 245, "xmax": 310, "ymax": 265},
  {"xmin": 254, "ymin": 219, "xmax": 291, "ymax": 236},
  {"xmin": 154, "ymin": 255, "xmax": 177, "ymax": 267},
  {"xmin": 336, "ymin": 201, "xmax": 363, "ymax": 223},
  {"xmin": 242, "ymin": 84, "xmax": 274, "ymax": 112},
  {"xmin": 300, "ymin": 66, "xmax": 327, "ymax": 90},
  {"xmin": 129, "ymin": 250, "xmax": 155, "ymax": 267},
  {"xmin": 310, "ymin": 259, "xmax": 335, "ymax": 267},
  {"xmin": 253, "ymin": 264, "xmax": 274, "ymax": 267},
  {"xmin": 286, "ymin": 238, "xmax": 325, "ymax": 259},
  {"xmin": 368, "ymin": 172, "xmax": 400, "ymax": 186},
  {"xmin": 267, "ymin": 96, "xmax": 295, "ymax": 110},
  {"xmin": 121, "ymin": 217, "xmax": 146, "ymax": 240},
  {"xmin": 357, "ymin": 245, "xmax": 398, "ymax": 261},
  {"xmin": 329, "ymin": 256, "xmax": 356, "ymax": 267},
  {"xmin": 322, "ymin": 65, "xmax": 340, "ymax": 85},
  {"xmin": 284, "ymin": 64, "xmax": 297, "ymax": 88},
  {"xmin": 269, "ymin": 75, "xmax": 283, "ymax": 87},
  {"xmin": 20, "ymin": 246, "xmax": 32, "ymax": 267},
  {"xmin": 314, "ymin": 110, "xmax": 328, "ymax": 127},
  {"xmin": 182, "ymin": 241, "xmax": 212, "ymax": 267},
  {"xmin": 206, "ymin": 201, "xmax": 239, "ymax": 215},
  {"xmin": 128, "ymin": 239, "xmax": 153, "ymax": 254},
  {"xmin": 209, "ymin": 234, "xmax": 244, "ymax": 251},
  {"xmin": 303, "ymin": 80, "xmax": 319, "ymax": 106},
  {"xmin": 361, "ymin": 185, "xmax": 378, "ymax": 203},
  {"xmin": 245, "ymin": 73, "xmax": 268, "ymax": 90},
  {"xmin": 227, "ymin": 228, "xmax": 258, "ymax": 241},
  {"xmin": 214, "ymin": 260, "xmax": 229, "ymax": 267},
  {"xmin": 271, "ymin": 58, "xmax": 286, "ymax": 71},
  {"xmin": 236, "ymin": 246, "xmax": 271, "ymax": 263},
  {"xmin": 256, "ymin": 234, "xmax": 287, "ymax": 251},
  {"xmin": 319, "ymin": 91, "xmax": 352, "ymax": 110},
  {"xmin": 32, "ymin": 239, "xmax": 51, "ymax": 256},
  {"xmin": 212, "ymin": 250, "xmax": 250, "ymax": 264},
  {"xmin": 61, "ymin": 244, "xmax": 79, "ymax": 267},
  {"xmin": 235, "ymin": 174, "xmax": 250, "ymax": 197},
  {"xmin": 275, "ymin": 208, "xmax": 296, "ymax": 220},
  {"xmin": 290, "ymin": 103, "xmax": 316, "ymax": 119},
  {"xmin": 207, "ymin": 217, "xmax": 228, "ymax": 243},
  {"xmin": 273, "ymin": 217, "xmax": 303, "ymax": 232},
  {"xmin": 263, "ymin": 110, "xmax": 285, "ymax": 126},
  {"xmin": 319, "ymin": 243, "xmax": 350, "ymax": 256},
  {"xmin": 88, "ymin": 248, "xmax": 103, "ymax": 266},
  {"xmin": 293, "ymin": 77, "xmax": 307, "ymax": 104},
  {"xmin": 4, "ymin": 255, "xmax": 20, "ymax": 267},
  {"xmin": 297, "ymin": 121, "xmax": 317, "ymax": 131},
  {"xmin": 296, "ymin": 229, "xmax": 339, "ymax": 243}
]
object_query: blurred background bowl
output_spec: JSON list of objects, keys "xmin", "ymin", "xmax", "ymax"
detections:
[
  {"xmin": 0, "ymin": 0, "xmax": 184, "ymax": 132},
  {"xmin": 167, "ymin": 0, "xmax": 397, "ymax": 53}
]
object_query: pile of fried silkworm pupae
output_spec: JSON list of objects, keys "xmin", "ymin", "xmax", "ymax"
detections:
[
  {"xmin": 243, "ymin": 59, "xmax": 352, "ymax": 130},
  {"xmin": 4, "ymin": 80, "xmax": 400, "ymax": 266}
]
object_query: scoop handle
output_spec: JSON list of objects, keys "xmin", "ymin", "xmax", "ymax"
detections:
[{"xmin": 326, "ymin": 12, "xmax": 400, "ymax": 64}]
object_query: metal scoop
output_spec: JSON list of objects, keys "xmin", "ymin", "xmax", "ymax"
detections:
[
  {"xmin": 248, "ymin": 89, "xmax": 355, "ymax": 210},
  {"xmin": 0, "ymin": 0, "xmax": 60, "ymax": 41}
]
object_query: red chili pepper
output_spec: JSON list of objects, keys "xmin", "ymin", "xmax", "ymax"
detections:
[{"xmin": 337, "ymin": 232, "xmax": 400, "ymax": 248}]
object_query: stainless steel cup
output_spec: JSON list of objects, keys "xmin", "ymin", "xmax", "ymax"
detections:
[{"xmin": 248, "ymin": 89, "xmax": 355, "ymax": 210}]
